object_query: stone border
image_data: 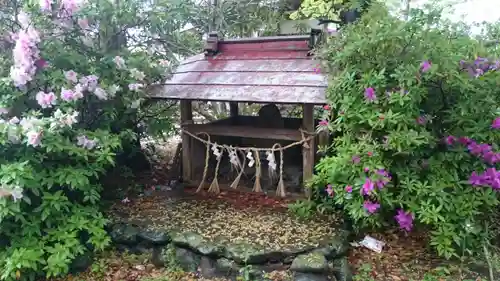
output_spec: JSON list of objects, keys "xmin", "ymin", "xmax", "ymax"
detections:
[{"xmin": 108, "ymin": 223, "xmax": 354, "ymax": 281}]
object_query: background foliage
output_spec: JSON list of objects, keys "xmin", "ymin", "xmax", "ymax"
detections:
[{"xmin": 311, "ymin": 2, "xmax": 500, "ymax": 259}]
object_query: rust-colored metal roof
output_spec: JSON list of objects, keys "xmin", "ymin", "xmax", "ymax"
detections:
[{"xmin": 148, "ymin": 34, "xmax": 327, "ymax": 104}]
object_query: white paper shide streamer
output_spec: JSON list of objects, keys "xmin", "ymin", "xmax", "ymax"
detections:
[
  {"xmin": 246, "ymin": 151, "xmax": 255, "ymax": 167},
  {"xmin": 266, "ymin": 150, "xmax": 276, "ymax": 170},
  {"xmin": 211, "ymin": 143, "xmax": 222, "ymax": 160}
]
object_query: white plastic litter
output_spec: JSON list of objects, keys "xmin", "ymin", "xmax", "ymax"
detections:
[{"xmin": 358, "ymin": 235, "xmax": 385, "ymax": 253}]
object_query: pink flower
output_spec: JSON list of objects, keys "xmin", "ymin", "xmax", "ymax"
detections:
[
  {"xmin": 363, "ymin": 167, "xmax": 370, "ymax": 172},
  {"xmin": 64, "ymin": 70, "xmax": 78, "ymax": 83},
  {"xmin": 352, "ymin": 155, "xmax": 360, "ymax": 164},
  {"xmin": 319, "ymin": 120, "xmax": 328, "ymax": 126},
  {"xmin": 61, "ymin": 88, "xmax": 77, "ymax": 101},
  {"xmin": 60, "ymin": 0, "xmax": 82, "ymax": 16},
  {"xmin": 26, "ymin": 131, "xmax": 43, "ymax": 147},
  {"xmin": 345, "ymin": 185, "xmax": 352, "ymax": 193},
  {"xmin": 36, "ymin": 91, "xmax": 57, "ymax": 108},
  {"xmin": 364, "ymin": 87, "xmax": 376, "ymax": 102},
  {"xmin": 323, "ymin": 104, "xmax": 330, "ymax": 111},
  {"xmin": 363, "ymin": 201, "xmax": 380, "ymax": 214},
  {"xmin": 420, "ymin": 60, "xmax": 432, "ymax": 72},
  {"xmin": 491, "ymin": 117, "xmax": 500, "ymax": 129}
]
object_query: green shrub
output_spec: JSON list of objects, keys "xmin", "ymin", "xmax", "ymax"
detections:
[
  {"xmin": 0, "ymin": 2, "xmax": 169, "ymax": 280},
  {"xmin": 313, "ymin": 4, "xmax": 500, "ymax": 258}
]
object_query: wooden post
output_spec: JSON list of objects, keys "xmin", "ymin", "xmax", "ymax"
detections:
[
  {"xmin": 302, "ymin": 104, "xmax": 315, "ymax": 199},
  {"xmin": 229, "ymin": 102, "xmax": 238, "ymax": 126},
  {"xmin": 229, "ymin": 102, "xmax": 238, "ymax": 117},
  {"xmin": 180, "ymin": 100, "xmax": 193, "ymax": 182}
]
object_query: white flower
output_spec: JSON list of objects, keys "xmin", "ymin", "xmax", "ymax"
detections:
[
  {"xmin": 128, "ymin": 83, "xmax": 143, "ymax": 91},
  {"xmin": 129, "ymin": 68, "xmax": 145, "ymax": 80},
  {"xmin": 10, "ymin": 186, "xmax": 24, "ymax": 202},
  {"xmin": 130, "ymin": 99, "xmax": 141, "ymax": 109},
  {"xmin": 9, "ymin": 117, "xmax": 19, "ymax": 124},
  {"xmin": 108, "ymin": 84, "xmax": 121, "ymax": 97},
  {"xmin": 93, "ymin": 87, "xmax": 108, "ymax": 100}
]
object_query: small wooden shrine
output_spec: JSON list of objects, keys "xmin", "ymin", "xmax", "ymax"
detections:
[{"xmin": 148, "ymin": 32, "xmax": 328, "ymax": 198}]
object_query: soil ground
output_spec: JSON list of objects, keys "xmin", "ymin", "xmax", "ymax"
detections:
[{"xmin": 109, "ymin": 186, "xmax": 341, "ymax": 251}]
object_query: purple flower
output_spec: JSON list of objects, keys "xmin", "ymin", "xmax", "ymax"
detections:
[
  {"xmin": 420, "ymin": 60, "xmax": 432, "ymax": 72},
  {"xmin": 469, "ymin": 169, "xmax": 500, "ymax": 190},
  {"xmin": 395, "ymin": 209, "xmax": 414, "ymax": 231},
  {"xmin": 325, "ymin": 184, "xmax": 334, "ymax": 197},
  {"xmin": 458, "ymin": 137, "xmax": 471, "ymax": 145},
  {"xmin": 364, "ymin": 87, "xmax": 376, "ymax": 102},
  {"xmin": 363, "ymin": 201, "xmax": 380, "ymax": 214},
  {"xmin": 352, "ymin": 155, "xmax": 360, "ymax": 164},
  {"xmin": 362, "ymin": 178, "xmax": 374, "ymax": 195},
  {"xmin": 491, "ymin": 117, "xmax": 500, "ymax": 129},
  {"xmin": 345, "ymin": 185, "xmax": 353, "ymax": 193},
  {"xmin": 490, "ymin": 60, "xmax": 500, "ymax": 71},
  {"xmin": 483, "ymin": 152, "xmax": 500, "ymax": 165},
  {"xmin": 375, "ymin": 179, "xmax": 388, "ymax": 189},
  {"xmin": 467, "ymin": 141, "xmax": 485, "ymax": 156},
  {"xmin": 474, "ymin": 68, "xmax": 484, "ymax": 78},
  {"xmin": 416, "ymin": 115, "xmax": 427, "ymax": 125},
  {"xmin": 469, "ymin": 171, "xmax": 483, "ymax": 186}
]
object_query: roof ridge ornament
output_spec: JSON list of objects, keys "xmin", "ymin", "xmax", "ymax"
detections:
[{"xmin": 204, "ymin": 32, "xmax": 219, "ymax": 57}]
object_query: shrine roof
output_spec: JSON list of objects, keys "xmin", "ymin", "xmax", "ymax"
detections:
[{"xmin": 148, "ymin": 34, "xmax": 327, "ymax": 104}]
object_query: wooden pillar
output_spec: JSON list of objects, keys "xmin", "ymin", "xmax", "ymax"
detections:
[
  {"xmin": 180, "ymin": 100, "xmax": 193, "ymax": 182},
  {"xmin": 302, "ymin": 104, "xmax": 315, "ymax": 199},
  {"xmin": 229, "ymin": 102, "xmax": 238, "ymax": 117}
]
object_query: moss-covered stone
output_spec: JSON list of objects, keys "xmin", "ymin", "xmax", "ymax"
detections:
[
  {"xmin": 109, "ymin": 223, "xmax": 139, "ymax": 245},
  {"xmin": 170, "ymin": 231, "xmax": 223, "ymax": 256},
  {"xmin": 332, "ymin": 256, "xmax": 352, "ymax": 281},
  {"xmin": 138, "ymin": 229, "xmax": 170, "ymax": 245},
  {"xmin": 225, "ymin": 242, "xmax": 268, "ymax": 264},
  {"xmin": 290, "ymin": 252, "xmax": 328, "ymax": 273},
  {"xmin": 314, "ymin": 234, "xmax": 349, "ymax": 260},
  {"xmin": 174, "ymin": 247, "xmax": 201, "ymax": 272}
]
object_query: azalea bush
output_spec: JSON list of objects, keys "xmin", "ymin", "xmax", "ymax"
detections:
[
  {"xmin": 0, "ymin": 1, "xmax": 172, "ymax": 280},
  {"xmin": 312, "ymin": 4, "xmax": 500, "ymax": 258}
]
